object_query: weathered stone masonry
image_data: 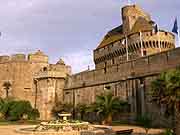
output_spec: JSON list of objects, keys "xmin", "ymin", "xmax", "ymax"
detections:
[
  {"xmin": 0, "ymin": 51, "xmax": 71, "ymax": 120},
  {"xmin": 64, "ymin": 47, "xmax": 180, "ymax": 125},
  {"xmin": 0, "ymin": 4, "xmax": 179, "ymax": 123},
  {"xmin": 63, "ymin": 5, "xmax": 179, "ymax": 125}
]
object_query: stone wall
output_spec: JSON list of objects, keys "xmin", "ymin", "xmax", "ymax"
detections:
[
  {"xmin": 122, "ymin": 5, "xmax": 151, "ymax": 34},
  {"xmin": 0, "ymin": 51, "xmax": 71, "ymax": 120},
  {"xmin": 64, "ymin": 47, "xmax": 180, "ymax": 125}
]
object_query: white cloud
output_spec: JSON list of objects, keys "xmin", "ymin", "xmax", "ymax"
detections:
[{"xmin": 62, "ymin": 51, "xmax": 94, "ymax": 73}]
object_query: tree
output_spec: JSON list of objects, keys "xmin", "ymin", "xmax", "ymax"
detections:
[
  {"xmin": 2, "ymin": 81, "xmax": 11, "ymax": 98},
  {"xmin": 89, "ymin": 91, "xmax": 128, "ymax": 125},
  {"xmin": 151, "ymin": 69, "xmax": 180, "ymax": 134}
]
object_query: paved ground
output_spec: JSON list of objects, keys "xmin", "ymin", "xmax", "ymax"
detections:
[
  {"xmin": 112, "ymin": 125, "xmax": 164, "ymax": 135},
  {"xmin": 0, "ymin": 125, "xmax": 164, "ymax": 135}
]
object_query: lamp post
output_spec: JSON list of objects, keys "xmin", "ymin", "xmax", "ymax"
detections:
[
  {"xmin": 65, "ymin": 90, "xmax": 75, "ymax": 119},
  {"xmin": 72, "ymin": 89, "xmax": 75, "ymax": 119}
]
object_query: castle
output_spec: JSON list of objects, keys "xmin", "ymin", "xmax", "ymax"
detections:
[
  {"xmin": 0, "ymin": 50, "xmax": 71, "ymax": 120},
  {"xmin": 0, "ymin": 5, "xmax": 179, "ymax": 124}
]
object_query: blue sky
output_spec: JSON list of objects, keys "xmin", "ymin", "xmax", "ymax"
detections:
[{"xmin": 0, "ymin": 0, "xmax": 179, "ymax": 73}]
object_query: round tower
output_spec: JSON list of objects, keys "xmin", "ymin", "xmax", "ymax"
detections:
[
  {"xmin": 33, "ymin": 58, "xmax": 71, "ymax": 120},
  {"xmin": 122, "ymin": 5, "xmax": 151, "ymax": 34}
]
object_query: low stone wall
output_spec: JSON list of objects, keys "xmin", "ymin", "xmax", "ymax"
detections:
[{"xmin": 15, "ymin": 126, "xmax": 114, "ymax": 135}]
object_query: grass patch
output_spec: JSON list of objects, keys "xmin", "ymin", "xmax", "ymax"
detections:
[
  {"xmin": 112, "ymin": 121, "xmax": 134, "ymax": 126},
  {"xmin": 0, "ymin": 119, "xmax": 41, "ymax": 125}
]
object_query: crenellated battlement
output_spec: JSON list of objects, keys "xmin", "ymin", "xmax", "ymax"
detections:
[
  {"xmin": 122, "ymin": 5, "xmax": 151, "ymax": 34},
  {"xmin": 0, "ymin": 50, "xmax": 49, "ymax": 64},
  {"xmin": 66, "ymin": 47, "xmax": 180, "ymax": 90}
]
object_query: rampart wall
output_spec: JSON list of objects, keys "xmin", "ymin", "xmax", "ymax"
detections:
[
  {"xmin": 64, "ymin": 47, "xmax": 180, "ymax": 126},
  {"xmin": 64, "ymin": 47, "xmax": 180, "ymax": 108},
  {"xmin": 66, "ymin": 47, "xmax": 180, "ymax": 90},
  {"xmin": 0, "ymin": 52, "xmax": 49, "ymax": 106}
]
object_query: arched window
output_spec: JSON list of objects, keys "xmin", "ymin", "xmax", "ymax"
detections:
[
  {"xmin": 162, "ymin": 41, "xmax": 165, "ymax": 48},
  {"xmin": 153, "ymin": 41, "xmax": 156, "ymax": 48},
  {"xmin": 43, "ymin": 67, "xmax": 48, "ymax": 71},
  {"xmin": 149, "ymin": 41, "xmax": 152, "ymax": 48},
  {"xmin": 143, "ymin": 41, "xmax": 145, "ymax": 48},
  {"xmin": 156, "ymin": 41, "xmax": 159, "ymax": 48}
]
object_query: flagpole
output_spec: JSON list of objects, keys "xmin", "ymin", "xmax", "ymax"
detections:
[
  {"xmin": 178, "ymin": 30, "xmax": 180, "ymax": 47},
  {"xmin": 140, "ymin": 31, "xmax": 144, "ymax": 56},
  {"xmin": 125, "ymin": 36, "xmax": 129, "ymax": 61}
]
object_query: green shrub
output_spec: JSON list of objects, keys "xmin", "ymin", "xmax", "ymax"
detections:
[
  {"xmin": 163, "ymin": 129, "xmax": 175, "ymax": 135},
  {"xmin": 8, "ymin": 100, "xmax": 33, "ymax": 121},
  {"xmin": 0, "ymin": 99, "xmax": 40, "ymax": 121},
  {"xmin": 0, "ymin": 98, "xmax": 13, "ymax": 119}
]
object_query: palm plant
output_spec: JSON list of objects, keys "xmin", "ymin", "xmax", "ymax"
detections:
[
  {"xmin": 76, "ymin": 103, "xmax": 88, "ymax": 120},
  {"xmin": 151, "ymin": 69, "xmax": 180, "ymax": 134},
  {"xmin": 89, "ymin": 91, "xmax": 127, "ymax": 125},
  {"xmin": 136, "ymin": 113, "xmax": 152, "ymax": 135},
  {"xmin": 2, "ymin": 81, "xmax": 11, "ymax": 98}
]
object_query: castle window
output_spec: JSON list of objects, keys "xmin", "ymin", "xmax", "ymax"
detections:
[
  {"xmin": 43, "ymin": 67, "xmax": 47, "ymax": 71},
  {"xmin": 156, "ymin": 41, "xmax": 159, "ymax": 48},
  {"xmin": 104, "ymin": 67, "xmax": 107, "ymax": 74},
  {"xmin": 150, "ymin": 32, "xmax": 153, "ymax": 36},
  {"xmin": 132, "ymin": 16, "xmax": 136, "ymax": 19},
  {"xmin": 112, "ymin": 58, "xmax": 115, "ymax": 64},
  {"xmin": 162, "ymin": 42, "xmax": 165, "ymax": 48},
  {"xmin": 104, "ymin": 61, "xmax": 107, "ymax": 67},
  {"xmin": 165, "ymin": 32, "xmax": 168, "ymax": 35},
  {"xmin": 132, "ymin": 44, "xmax": 136, "ymax": 51},
  {"xmin": 153, "ymin": 41, "xmax": 156, "ymax": 48},
  {"xmin": 143, "ymin": 50, "xmax": 147, "ymax": 56},
  {"xmin": 104, "ymin": 85, "xmax": 111, "ymax": 90},
  {"xmin": 149, "ymin": 41, "xmax": 152, "ymax": 48}
]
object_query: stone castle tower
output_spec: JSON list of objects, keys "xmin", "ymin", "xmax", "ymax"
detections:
[
  {"xmin": 0, "ymin": 50, "xmax": 71, "ymax": 120},
  {"xmin": 34, "ymin": 59, "xmax": 71, "ymax": 120},
  {"xmin": 94, "ymin": 5, "xmax": 175, "ymax": 69}
]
